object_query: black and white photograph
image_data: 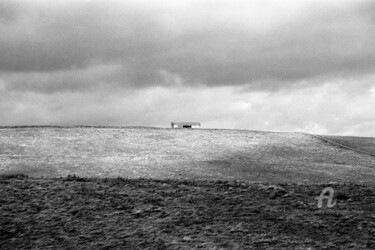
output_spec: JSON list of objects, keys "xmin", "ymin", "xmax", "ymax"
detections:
[{"xmin": 0, "ymin": 0, "xmax": 374, "ymax": 249}]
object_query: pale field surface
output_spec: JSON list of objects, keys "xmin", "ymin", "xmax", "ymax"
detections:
[{"xmin": 0, "ymin": 127, "xmax": 375, "ymax": 184}]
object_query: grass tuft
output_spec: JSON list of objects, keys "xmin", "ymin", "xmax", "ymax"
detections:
[{"xmin": 0, "ymin": 173, "xmax": 29, "ymax": 179}]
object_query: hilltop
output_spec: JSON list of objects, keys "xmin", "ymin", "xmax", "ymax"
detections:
[{"xmin": 1, "ymin": 126, "xmax": 374, "ymax": 184}]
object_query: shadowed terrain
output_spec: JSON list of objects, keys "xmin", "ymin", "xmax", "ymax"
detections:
[
  {"xmin": 0, "ymin": 175, "xmax": 374, "ymax": 249},
  {"xmin": 320, "ymin": 135, "xmax": 375, "ymax": 156},
  {"xmin": 1, "ymin": 127, "xmax": 375, "ymax": 184}
]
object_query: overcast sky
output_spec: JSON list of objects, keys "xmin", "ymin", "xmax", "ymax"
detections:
[{"xmin": 1, "ymin": 0, "xmax": 375, "ymax": 136}]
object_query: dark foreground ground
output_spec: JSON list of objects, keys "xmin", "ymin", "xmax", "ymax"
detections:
[{"xmin": 1, "ymin": 175, "xmax": 374, "ymax": 249}]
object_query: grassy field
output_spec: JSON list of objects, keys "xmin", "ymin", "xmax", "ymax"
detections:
[
  {"xmin": 0, "ymin": 127, "xmax": 375, "ymax": 184},
  {"xmin": 0, "ymin": 175, "xmax": 374, "ymax": 249},
  {"xmin": 1, "ymin": 127, "xmax": 375, "ymax": 249},
  {"xmin": 320, "ymin": 135, "xmax": 375, "ymax": 156}
]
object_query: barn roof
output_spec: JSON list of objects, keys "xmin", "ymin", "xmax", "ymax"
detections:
[{"xmin": 171, "ymin": 122, "xmax": 201, "ymax": 126}]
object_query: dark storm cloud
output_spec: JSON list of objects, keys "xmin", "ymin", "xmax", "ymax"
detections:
[
  {"xmin": 1, "ymin": 0, "xmax": 375, "ymax": 93},
  {"xmin": 4, "ymin": 64, "xmax": 124, "ymax": 93},
  {"xmin": 0, "ymin": 0, "xmax": 21, "ymax": 23},
  {"xmin": 0, "ymin": 1, "xmax": 166, "ymax": 72}
]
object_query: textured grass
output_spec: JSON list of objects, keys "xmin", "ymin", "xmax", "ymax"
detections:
[
  {"xmin": 321, "ymin": 135, "xmax": 375, "ymax": 156},
  {"xmin": 0, "ymin": 176, "xmax": 374, "ymax": 249},
  {"xmin": 1, "ymin": 127, "xmax": 375, "ymax": 184},
  {"xmin": 1, "ymin": 128, "xmax": 375, "ymax": 249}
]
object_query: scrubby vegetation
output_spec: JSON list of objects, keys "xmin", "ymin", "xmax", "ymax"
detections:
[{"xmin": 1, "ymin": 175, "xmax": 374, "ymax": 249}]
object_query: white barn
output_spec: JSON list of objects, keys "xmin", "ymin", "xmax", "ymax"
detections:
[{"xmin": 171, "ymin": 122, "xmax": 201, "ymax": 129}]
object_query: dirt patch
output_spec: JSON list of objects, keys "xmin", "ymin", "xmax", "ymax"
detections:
[{"xmin": 0, "ymin": 176, "xmax": 374, "ymax": 249}]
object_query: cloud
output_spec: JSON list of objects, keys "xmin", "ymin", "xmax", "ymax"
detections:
[
  {"xmin": 1, "ymin": 0, "xmax": 375, "ymax": 136},
  {"xmin": 0, "ymin": 1, "xmax": 20, "ymax": 23},
  {"xmin": 4, "ymin": 63, "xmax": 125, "ymax": 93},
  {"xmin": 1, "ymin": 75, "xmax": 375, "ymax": 136},
  {"xmin": 1, "ymin": 0, "xmax": 375, "ymax": 92}
]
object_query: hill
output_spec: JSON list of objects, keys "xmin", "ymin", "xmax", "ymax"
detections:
[
  {"xmin": 320, "ymin": 135, "xmax": 375, "ymax": 156},
  {"xmin": 1, "ymin": 127, "xmax": 374, "ymax": 249},
  {"xmin": 1, "ymin": 127, "xmax": 374, "ymax": 184}
]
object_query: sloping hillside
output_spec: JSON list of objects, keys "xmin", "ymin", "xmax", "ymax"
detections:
[
  {"xmin": 0, "ymin": 127, "xmax": 375, "ymax": 184},
  {"xmin": 320, "ymin": 135, "xmax": 375, "ymax": 156}
]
